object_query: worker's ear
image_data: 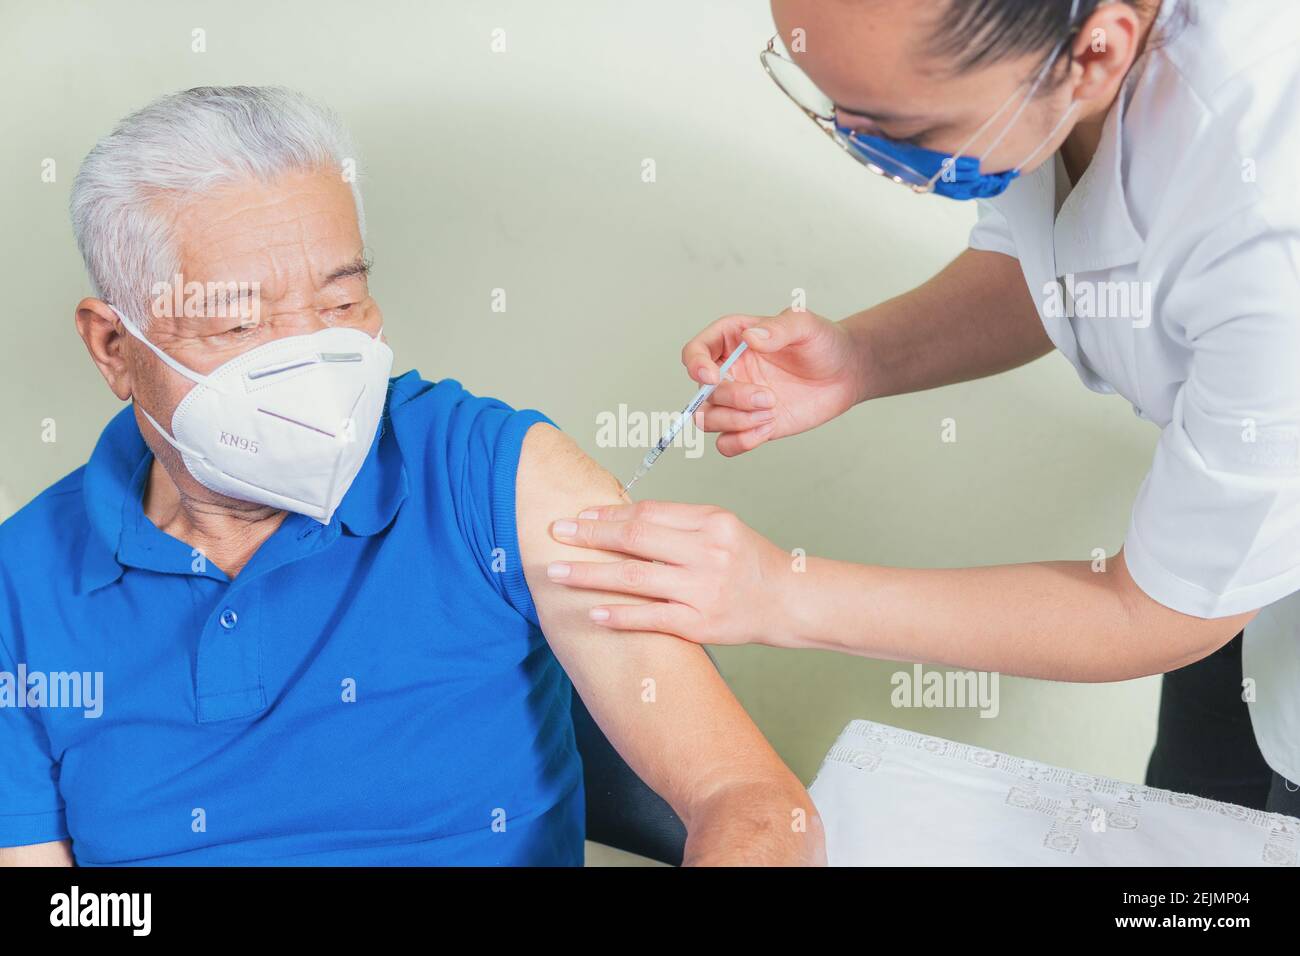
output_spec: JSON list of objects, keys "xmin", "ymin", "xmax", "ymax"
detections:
[
  {"xmin": 76, "ymin": 298, "xmax": 134, "ymax": 401},
  {"xmin": 1067, "ymin": 2, "xmax": 1142, "ymax": 106}
]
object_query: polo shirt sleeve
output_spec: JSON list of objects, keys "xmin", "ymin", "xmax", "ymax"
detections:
[
  {"xmin": 417, "ymin": 379, "xmax": 557, "ymax": 626},
  {"xmin": 967, "ymin": 198, "xmax": 1018, "ymax": 258},
  {"xmin": 0, "ymin": 627, "xmax": 70, "ymax": 848},
  {"xmin": 1124, "ymin": 213, "xmax": 1300, "ymax": 617}
]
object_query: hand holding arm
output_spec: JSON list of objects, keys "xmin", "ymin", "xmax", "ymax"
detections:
[
  {"xmin": 517, "ymin": 425, "xmax": 825, "ymax": 865},
  {"xmin": 551, "ymin": 501, "xmax": 1253, "ymax": 683}
]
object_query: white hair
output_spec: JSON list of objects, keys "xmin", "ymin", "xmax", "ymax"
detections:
[{"xmin": 70, "ymin": 86, "xmax": 364, "ymax": 329}]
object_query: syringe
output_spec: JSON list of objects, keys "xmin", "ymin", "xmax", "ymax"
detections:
[{"xmin": 620, "ymin": 341, "xmax": 750, "ymax": 496}]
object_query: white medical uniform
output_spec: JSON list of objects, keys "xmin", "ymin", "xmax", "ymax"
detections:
[{"xmin": 968, "ymin": 0, "xmax": 1300, "ymax": 780}]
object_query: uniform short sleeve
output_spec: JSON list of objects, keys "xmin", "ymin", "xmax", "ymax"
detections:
[
  {"xmin": 967, "ymin": 198, "xmax": 1019, "ymax": 258},
  {"xmin": 0, "ymin": 628, "xmax": 70, "ymax": 847},
  {"xmin": 392, "ymin": 376, "xmax": 556, "ymax": 625},
  {"xmin": 1125, "ymin": 217, "xmax": 1300, "ymax": 617}
]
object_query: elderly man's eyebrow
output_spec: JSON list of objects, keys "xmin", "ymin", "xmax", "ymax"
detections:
[
  {"xmin": 202, "ymin": 282, "xmax": 257, "ymax": 314},
  {"xmin": 324, "ymin": 253, "xmax": 373, "ymax": 284}
]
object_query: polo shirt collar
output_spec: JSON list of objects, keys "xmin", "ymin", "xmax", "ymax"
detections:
[
  {"xmin": 79, "ymin": 406, "xmax": 143, "ymax": 594},
  {"xmin": 78, "ymin": 388, "xmax": 409, "ymax": 594},
  {"xmin": 334, "ymin": 401, "xmax": 409, "ymax": 537}
]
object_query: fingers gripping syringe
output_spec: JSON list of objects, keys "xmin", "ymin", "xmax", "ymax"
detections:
[{"xmin": 620, "ymin": 341, "xmax": 750, "ymax": 496}]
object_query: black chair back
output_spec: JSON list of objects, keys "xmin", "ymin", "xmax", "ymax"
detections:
[{"xmin": 570, "ymin": 689, "xmax": 687, "ymax": 865}]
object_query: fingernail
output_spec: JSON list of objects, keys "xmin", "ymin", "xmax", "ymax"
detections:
[
  {"xmin": 756, "ymin": 423, "xmax": 775, "ymax": 438},
  {"xmin": 754, "ymin": 410, "xmax": 775, "ymax": 423},
  {"xmin": 752, "ymin": 390, "xmax": 775, "ymax": 408},
  {"xmin": 547, "ymin": 562, "xmax": 571, "ymax": 580},
  {"xmin": 589, "ymin": 607, "xmax": 611, "ymax": 622},
  {"xmin": 696, "ymin": 366, "xmax": 716, "ymax": 384},
  {"xmin": 577, "ymin": 510, "xmax": 599, "ymax": 520},
  {"xmin": 747, "ymin": 327, "xmax": 771, "ymax": 339},
  {"xmin": 553, "ymin": 520, "xmax": 578, "ymax": 537}
]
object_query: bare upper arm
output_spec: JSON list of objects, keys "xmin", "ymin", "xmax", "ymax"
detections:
[
  {"xmin": 0, "ymin": 839, "xmax": 74, "ymax": 866},
  {"xmin": 1111, "ymin": 549, "xmax": 1257, "ymax": 670},
  {"xmin": 514, "ymin": 423, "xmax": 790, "ymax": 813}
]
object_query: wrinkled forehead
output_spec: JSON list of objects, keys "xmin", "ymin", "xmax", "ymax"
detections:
[{"xmin": 168, "ymin": 167, "xmax": 363, "ymax": 302}]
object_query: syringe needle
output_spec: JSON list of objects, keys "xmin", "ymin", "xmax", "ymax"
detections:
[
  {"xmin": 617, "ymin": 340, "xmax": 750, "ymax": 497},
  {"xmin": 620, "ymin": 460, "xmax": 649, "ymax": 497}
]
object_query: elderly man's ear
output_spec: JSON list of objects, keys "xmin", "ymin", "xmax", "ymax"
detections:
[{"xmin": 76, "ymin": 298, "xmax": 134, "ymax": 401}]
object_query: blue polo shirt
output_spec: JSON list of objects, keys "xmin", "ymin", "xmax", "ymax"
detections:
[{"xmin": 0, "ymin": 371, "xmax": 585, "ymax": 865}]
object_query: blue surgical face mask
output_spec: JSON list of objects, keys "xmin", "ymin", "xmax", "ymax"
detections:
[
  {"xmin": 761, "ymin": 0, "xmax": 1085, "ymax": 199},
  {"xmin": 828, "ymin": 0, "xmax": 1083, "ymax": 202},
  {"xmin": 834, "ymin": 85, "xmax": 1080, "ymax": 200},
  {"xmin": 834, "ymin": 128, "xmax": 1023, "ymax": 200}
]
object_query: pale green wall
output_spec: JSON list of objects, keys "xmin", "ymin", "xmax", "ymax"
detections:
[{"xmin": 0, "ymin": 0, "xmax": 1162, "ymax": 860}]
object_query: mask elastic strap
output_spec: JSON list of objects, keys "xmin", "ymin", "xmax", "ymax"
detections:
[
  {"xmin": 975, "ymin": 41, "xmax": 1068, "ymax": 162},
  {"xmin": 934, "ymin": 0, "xmax": 1079, "ymax": 182},
  {"xmin": 108, "ymin": 304, "xmax": 217, "ymax": 461},
  {"xmin": 1011, "ymin": 99, "xmax": 1080, "ymax": 174},
  {"xmin": 932, "ymin": 78, "xmax": 1030, "ymax": 185},
  {"xmin": 978, "ymin": 0, "xmax": 1079, "ymax": 161},
  {"xmin": 108, "ymin": 304, "xmax": 217, "ymax": 391},
  {"xmin": 136, "ymin": 398, "xmax": 212, "ymax": 463},
  {"xmin": 994, "ymin": 0, "xmax": 1082, "ymax": 167}
]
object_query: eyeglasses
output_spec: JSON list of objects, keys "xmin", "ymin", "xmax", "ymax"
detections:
[{"xmin": 758, "ymin": 32, "xmax": 1076, "ymax": 194}]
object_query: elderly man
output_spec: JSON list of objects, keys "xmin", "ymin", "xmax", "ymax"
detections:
[{"xmin": 0, "ymin": 86, "xmax": 822, "ymax": 866}]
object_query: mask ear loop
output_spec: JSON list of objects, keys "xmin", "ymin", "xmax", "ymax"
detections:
[
  {"xmin": 1010, "ymin": 99, "xmax": 1080, "ymax": 174},
  {"xmin": 974, "ymin": 39, "xmax": 1071, "ymax": 163},
  {"xmin": 109, "ymin": 304, "xmax": 222, "ymax": 392},
  {"xmin": 108, "ymin": 304, "xmax": 218, "ymax": 463},
  {"xmin": 926, "ymin": 77, "xmax": 1032, "ymax": 188},
  {"xmin": 1004, "ymin": 0, "xmax": 1085, "ymax": 173},
  {"xmin": 930, "ymin": 0, "xmax": 1081, "ymax": 185}
]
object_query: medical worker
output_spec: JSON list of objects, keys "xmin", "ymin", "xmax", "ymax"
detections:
[{"xmin": 549, "ymin": 0, "xmax": 1300, "ymax": 815}]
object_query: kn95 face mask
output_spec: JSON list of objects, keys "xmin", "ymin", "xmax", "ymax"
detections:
[{"xmin": 109, "ymin": 303, "xmax": 394, "ymax": 524}]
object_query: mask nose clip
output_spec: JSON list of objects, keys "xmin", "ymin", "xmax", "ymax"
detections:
[{"xmin": 246, "ymin": 351, "xmax": 364, "ymax": 381}]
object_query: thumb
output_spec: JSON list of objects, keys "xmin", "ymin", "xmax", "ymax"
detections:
[{"xmin": 741, "ymin": 310, "xmax": 818, "ymax": 353}]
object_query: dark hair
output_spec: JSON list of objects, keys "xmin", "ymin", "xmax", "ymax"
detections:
[{"xmin": 926, "ymin": 0, "xmax": 1162, "ymax": 78}]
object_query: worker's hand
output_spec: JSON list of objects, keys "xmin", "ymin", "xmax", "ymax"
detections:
[
  {"xmin": 549, "ymin": 500, "xmax": 797, "ymax": 647},
  {"xmin": 681, "ymin": 309, "xmax": 866, "ymax": 457}
]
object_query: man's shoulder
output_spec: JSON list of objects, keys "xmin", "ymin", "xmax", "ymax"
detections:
[
  {"xmin": 386, "ymin": 370, "xmax": 537, "ymax": 422},
  {"xmin": 0, "ymin": 467, "xmax": 90, "ymax": 570},
  {"xmin": 382, "ymin": 370, "xmax": 565, "ymax": 622},
  {"xmin": 385, "ymin": 369, "xmax": 556, "ymax": 468}
]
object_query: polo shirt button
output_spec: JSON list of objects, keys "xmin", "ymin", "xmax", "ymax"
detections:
[{"xmin": 219, "ymin": 608, "xmax": 239, "ymax": 630}]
